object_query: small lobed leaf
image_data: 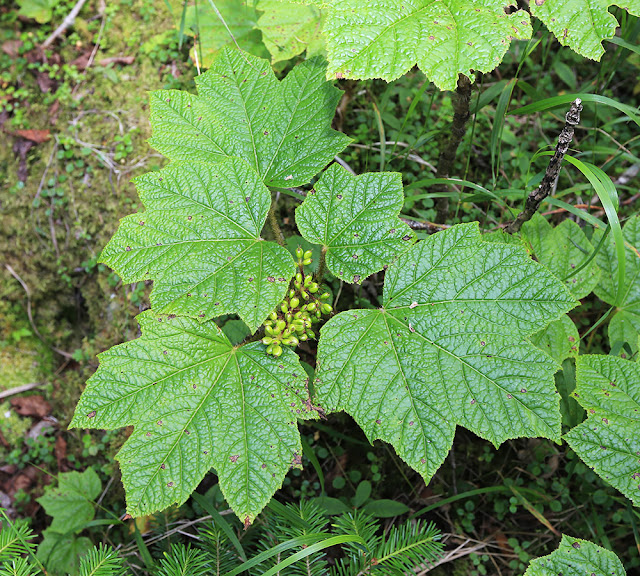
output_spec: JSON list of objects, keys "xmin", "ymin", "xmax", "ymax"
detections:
[
  {"xmin": 522, "ymin": 214, "xmax": 601, "ymax": 300},
  {"xmin": 530, "ymin": 314, "xmax": 580, "ymax": 365},
  {"xmin": 594, "ymin": 215, "xmax": 640, "ymax": 355},
  {"xmin": 148, "ymin": 47, "xmax": 351, "ymax": 188},
  {"xmin": 99, "ymin": 158, "xmax": 294, "ymax": 331},
  {"xmin": 524, "ymin": 534, "xmax": 626, "ymax": 576},
  {"xmin": 296, "ymin": 0, "xmax": 532, "ymax": 90},
  {"xmin": 530, "ymin": 0, "xmax": 640, "ymax": 61},
  {"xmin": 315, "ymin": 223, "xmax": 577, "ymax": 484},
  {"xmin": 295, "ymin": 164, "xmax": 416, "ymax": 283},
  {"xmin": 36, "ymin": 467, "xmax": 101, "ymax": 535},
  {"xmin": 564, "ymin": 354, "xmax": 640, "ymax": 506},
  {"xmin": 257, "ymin": 0, "xmax": 325, "ymax": 63},
  {"xmin": 70, "ymin": 312, "xmax": 317, "ymax": 523}
]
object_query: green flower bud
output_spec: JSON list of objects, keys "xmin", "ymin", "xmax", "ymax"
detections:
[
  {"xmin": 295, "ymin": 247, "xmax": 304, "ymax": 259},
  {"xmin": 281, "ymin": 302, "xmax": 289, "ymax": 313},
  {"xmin": 308, "ymin": 284, "xmax": 318, "ymax": 293},
  {"xmin": 272, "ymin": 344, "xmax": 283, "ymax": 357},
  {"xmin": 264, "ymin": 319, "xmax": 273, "ymax": 327},
  {"xmin": 276, "ymin": 320, "xmax": 286, "ymax": 332},
  {"xmin": 306, "ymin": 329, "xmax": 315, "ymax": 339},
  {"xmin": 299, "ymin": 333, "xmax": 308, "ymax": 341},
  {"xmin": 270, "ymin": 311, "xmax": 278, "ymax": 321},
  {"xmin": 304, "ymin": 274, "xmax": 313, "ymax": 286},
  {"xmin": 320, "ymin": 292, "xmax": 330, "ymax": 300},
  {"xmin": 289, "ymin": 289, "xmax": 296, "ymax": 299},
  {"xmin": 302, "ymin": 258, "xmax": 312, "ymax": 266},
  {"xmin": 294, "ymin": 311, "xmax": 303, "ymax": 319},
  {"xmin": 307, "ymin": 302, "xmax": 317, "ymax": 312},
  {"xmin": 262, "ymin": 337, "xmax": 273, "ymax": 345},
  {"xmin": 301, "ymin": 290, "xmax": 309, "ymax": 300},
  {"xmin": 290, "ymin": 297, "xmax": 300, "ymax": 309},
  {"xmin": 303, "ymin": 250, "xmax": 313, "ymax": 260},
  {"xmin": 265, "ymin": 325, "xmax": 275, "ymax": 337},
  {"xmin": 286, "ymin": 312, "xmax": 293, "ymax": 323},
  {"xmin": 321, "ymin": 303, "xmax": 333, "ymax": 314},
  {"xmin": 288, "ymin": 336, "xmax": 299, "ymax": 346},
  {"xmin": 266, "ymin": 342, "xmax": 274, "ymax": 354},
  {"xmin": 294, "ymin": 282, "xmax": 302, "ymax": 291},
  {"xmin": 295, "ymin": 272, "xmax": 303, "ymax": 284},
  {"xmin": 315, "ymin": 311, "xmax": 321, "ymax": 319}
]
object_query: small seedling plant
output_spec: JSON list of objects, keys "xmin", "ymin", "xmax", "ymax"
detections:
[{"xmin": 71, "ymin": 2, "xmax": 639, "ymax": 570}]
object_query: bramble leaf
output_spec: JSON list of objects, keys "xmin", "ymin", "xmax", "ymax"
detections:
[
  {"xmin": 315, "ymin": 223, "xmax": 577, "ymax": 481},
  {"xmin": 530, "ymin": 314, "xmax": 579, "ymax": 365},
  {"xmin": 594, "ymin": 215, "xmax": 640, "ymax": 355},
  {"xmin": 294, "ymin": 0, "xmax": 532, "ymax": 90},
  {"xmin": 530, "ymin": 0, "xmax": 640, "ymax": 61},
  {"xmin": 99, "ymin": 158, "xmax": 294, "ymax": 331},
  {"xmin": 257, "ymin": 0, "xmax": 325, "ymax": 63},
  {"xmin": 524, "ymin": 534, "xmax": 626, "ymax": 576},
  {"xmin": 564, "ymin": 355, "xmax": 640, "ymax": 506},
  {"xmin": 295, "ymin": 164, "xmax": 416, "ymax": 283},
  {"xmin": 148, "ymin": 47, "xmax": 350, "ymax": 188},
  {"xmin": 70, "ymin": 312, "xmax": 316, "ymax": 522},
  {"xmin": 522, "ymin": 215, "xmax": 601, "ymax": 300}
]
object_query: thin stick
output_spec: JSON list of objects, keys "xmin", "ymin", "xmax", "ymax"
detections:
[
  {"xmin": 0, "ymin": 382, "xmax": 43, "ymax": 400},
  {"xmin": 41, "ymin": 0, "xmax": 89, "ymax": 49},
  {"xmin": 506, "ymin": 98, "xmax": 583, "ymax": 234}
]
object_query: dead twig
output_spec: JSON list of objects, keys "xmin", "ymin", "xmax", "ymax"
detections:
[
  {"xmin": 0, "ymin": 382, "xmax": 44, "ymax": 400},
  {"xmin": 41, "ymin": 0, "xmax": 89, "ymax": 49},
  {"xmin": 506, "ymin": 98, "xmax": 583, "ymax": 233}
]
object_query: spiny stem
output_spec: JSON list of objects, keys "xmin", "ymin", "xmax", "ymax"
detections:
[
  {"xmin": 315, "ymin": 246, "xmax": 327, "ymax": 285},
  {"xmin": 433, "ymin": 74, "xmax": 473, "ymax": 223},
  {"xmin": 506, "ymin": 98, "xmax": 583, "ymax": 234},
  {"xmin": 268, "ymin": 196, "xmax": 286, "ymax": 247}
]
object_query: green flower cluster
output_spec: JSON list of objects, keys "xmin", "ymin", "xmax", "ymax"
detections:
[{"xmin": 262, "ymin": 248, "xmax": 332, "ymax": 357}]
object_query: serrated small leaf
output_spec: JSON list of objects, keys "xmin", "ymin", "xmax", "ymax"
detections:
[
  {"xmin": 315, "ymin": 224, "xmax": 577, "ymax": 483},
  {"xmin": 37, "ymin": 530, "xmax": 94, "ymax": 576},
  {"xmin": 295, "ymin": 164, "xmax": 416, "ymax": 283},
  {"xmin": 36, "ymin": 468, "xmax": 101, "ymax": 534},
  {"xmin": 524, "ymin": 534, "xmax": 626, "ymax": 576},
  {"xmin": 522, "ymin": 215, "xmax": 601, "ymax": 299},
  {"xmin": 257, "ymin": 1, "xmax": 325, "ymax": 63},
  {"xmin": 99, "ymin": 158, "xmax": 294, "ymax": 331},
  {"xmin": 564, "ymin": 354, "xmax": 640, "ymax": 506},
  {"xmin": 594, "ymin": 215, "xmax": 640, "ymax": 355},
  {"xmin": 70, "ymin": 312, "xmax": 317, "ymax": 522},
  {"xmin": 297, "ymin": 0, "xmax": 532, "ymax": 90},
  {"xmin": 148, "ymin": 48, "xmax": 350, "ymax": 188},
  {"xmin": 530, "ymin": 0, "xmax": 640, "ymax": 61},
  {"xmin": 530, "ymin": 314, "xmax": 580, "ymax": 365}
]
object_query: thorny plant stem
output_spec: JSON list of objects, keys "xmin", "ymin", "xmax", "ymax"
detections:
[
  {"xmin": 506, "ymin": 98, "xmax": 583, "ymax": 233},
  {"xmin": 267, "ymin": 195, "xmax": 286, "ymax": 248},
  {"xmin": 433, "ymin": 74, "xmax": 473, "ymax": 223},
  {"xmin": 315, "ymin": 246, "xmax": 328, "ymax": 285}
]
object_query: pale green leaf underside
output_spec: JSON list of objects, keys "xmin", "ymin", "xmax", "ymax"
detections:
[
  {"xmin": 530, "ymin": 314, "xmax": 579, "ymax": 365},
  {"xmin": 564, "ymin": 355, "xmax": 640, "ymax": 506},
  {"xmin": 182, "ymin": 0, "xmax": 267, "ymax": 67},
  {"xmin": 36, "ymin": 468, "xmax": 101, "ymax": 534},
  {"xmin": 594, "ymin": 215, "xmax": 640, "ymax": 354},
  {"xmin": 522, "ymin": 214, "xmax": 600, "ymax": 300},
  {"xmin": 315, "ymin": 223, "xmax": 577, "ymax": 482},
  {"xmin": 295, "ymin": 163, "xmax": 416, "ymax": 283},
  {"xmin": 297, "ymin": 0, "xmax": 532, "ymax": 90},
  {"xmin": 257, "ymin": 1, "xmax": 325, "ymax": 63},
  {"xmin": 70, "ymin": 312, "xmax": 316, "ymax": 522},
  {"xmin": 530, "ymin": 0, "xmax": 640, "ymax": 61},
  {"xmin": 100, "ymin": 158, "xmax": 294, "ymax": 331},
  {"xmin": 524, "ymin": 534, "xmax": 626, "ymax": 576},
  {"xmin": 148, "ymin": 47, "xmax": 350, "ymax": 188}
]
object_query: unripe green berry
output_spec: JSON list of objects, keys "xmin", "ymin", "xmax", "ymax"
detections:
[
  {"xmin": 270, "ymin": 311, "xmax": 278, "ymax": 321},
  {"xmin": 289, "ymin": 289, "xmax": 296, "ymax": 299},
  {"xmin": 262, "ymin": 337, "xmax": 273, "ymax": 345},
  {"xmin": 301, "ymin": 290, "xmax": 309, "ymax": 300},
  {"xmin": 294, "ymin": 311, "xmax": 303, "ymax": 319},
  {"xmin": 304, "ymin": 274, "xmax": 313, "ymax": 286},
  {"xmin": 295, "ymin": 247, "xmax": 304, "ymax": 259},
  {"xmin": 290, "ymin": 297, "xmax": 300, "ymax": 309},
  {"xmin": 288, "ymin": 335, "xmax": 299, "ymax": 346},
  {"xmin": 302, "ymin": 258, "xmax": 312, "ymax": 266},
  {"xmin": 272, "ymin": 344, "xmax": 283, "ymax": 357},
  {"xmin": 321, "ymin": 303, "xmax": 333, "ymax": 314},
  {"xmin": 320, "ymin": 292, "xmax": 330, "ymax": 300},
  {"xmin": 265, "ymin": 325, "xmax": 275, "ymax": 337},
  {"xmin": 295, "ymin": 272, "xmax": 303, "ymax": 284},
  {"xmin": 276, "ymin": 320, "xmax": 286, "ymax": 332},
  {"xmin": 303, "ymin": 250, "xmax": 313, "ymax": 260},
  {"xmin": 266, "ymin": 343, "xmax": 274, "ymax": 354},
  {"xmin": 306, "ymin": 329, "xmax": 315, "ymax": 339},
  {"xmin": 299, "ymin": 333, "xmax": 308, "ymax": 341},
  {"xmin": 308, "ymin": 284, "xmax": 318, "ymax": 293},
  {"xmin": 281, "ymin": 302, "xmax": 288, "ymax": 313},
  {"xmin": 307, "ymin": 302, "xmax": 317, "ymax": 312},
  {"xmin": 286, "ymin": 312, "xmax": 293, "ymax": 323}
]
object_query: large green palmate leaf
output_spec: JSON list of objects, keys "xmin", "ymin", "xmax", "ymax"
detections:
[
  {"xmin": 594, "ymin": 215, "xmax": 640, "ymax": 355},
  {"xmin": 524, "ymin": 534, "xmax": 626, "ymax": 576},
  {"xmin": 148, "ymin": 47, "xmax": 350, "ymax": 188},
  {"xmin": 292, "ymin": 0, "xmax": 532, "ymax": 90},
  {"xmin": 530, "ymin": 0, "xmax": 640, "ymax": 61},
  {"xmin": 100, "ymin": 158, "xmax": 294, "ymax": 331},
  {"xmin": 295, "ymin": 163, "xmax": 416, "ymax": 283},
  {"xmin": 522, "ymin": 215, "xmax": 601, "ymax": 300},
  {"xmin": 257, "ymin": 0, "xmax": 325, "ymax": 63},
  {"xmin": 70, "ymin": 312, "xmax": 317, "ymax": 522},
  {"xmin": 314, "ymin": 223, "xmax": 577, "ymax": 481},
  {"xmin": 564, "ymin": 355, "xmax": 640, "ymax": 506}
]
